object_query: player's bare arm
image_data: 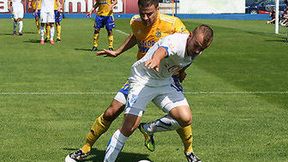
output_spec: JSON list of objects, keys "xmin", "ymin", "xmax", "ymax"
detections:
[
  {"xmin": 145, "ymin": 47, "xmax": 167, "ymax": 72},
  {"xmin": 111, "ymin": 0, "xmax": 118, "ymax": 8},
  {"xmin": 96, "ymin": 34, "xmax": 137, "ymax": 57},
  {"xmin": 87, "ymin": 2, "xmax": 100, "ymax": 16}
]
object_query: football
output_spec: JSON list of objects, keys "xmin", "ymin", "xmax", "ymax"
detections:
[{"xmin": 138, "ymin": 160, "xmax": 151, "ymax": 162}]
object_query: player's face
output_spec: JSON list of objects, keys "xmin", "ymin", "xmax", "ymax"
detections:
[
  {"xmin": 186, "ymin": 34, "xmax": 211, "ymax": 59},
  {"xmin": 139, "ymin": 4, "xmax": 159, "ymax": 26}
]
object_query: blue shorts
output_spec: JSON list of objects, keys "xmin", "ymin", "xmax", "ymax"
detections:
[
  {"xmin": 118, "ymin": 81, "xmax": 129, "ymax": 97},
  {"xmin": 54, "ymin": 10, "xmax": 63, "ymax": 23},
  {"xmin": 94, "ymin": 15, "xmax": 115, "ymax": 31},
  {"xmin": 171, "ymin": 75, "xmax": 183, "ymax": 92},
  {"xmin": 33, "ymin": 10, "xmax": 41, "ymax": 19}
]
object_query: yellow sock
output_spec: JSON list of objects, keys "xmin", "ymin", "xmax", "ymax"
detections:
[
  {"xmin": 176, "ymin": 125, "xmax": 193, "ymax": 153},
  {"xmin": 93, "ymin": 33, "xmax": 99, "ymax": 47},
  {"xmin": 46, "ymin": 25, "xmax": 50, "ymax": 40},
  {"xmin": 108, "ymin": 34, "xmax": 113, "ymax": 48},
  {"xmin": 81, "ymin": 113, "xmax": 111, "ymax": 153},
  {"xmin": 56, "ymin": 25, "xmax": 61, "ymax": 39},
  {"xmin": 35, "ymin": 19, "xmax": 40, "ymax": 33}
]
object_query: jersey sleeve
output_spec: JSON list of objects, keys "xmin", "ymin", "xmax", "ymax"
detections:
[
  {"xmin": 158, "ymin": 34, "xmax": 183, "ymax": 57},
  {"xmin": 174, "ymin": 17, "xmax": 189, "ymax": 33}
]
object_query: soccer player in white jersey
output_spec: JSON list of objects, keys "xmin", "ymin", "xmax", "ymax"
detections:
[
  {"xmin": 36, "ymin": 0, "xmax": 59, "ymax": 45},
  {"xmin": 104, "ymin": 24, "xmax": 214, "ymax": 162},
  {"xmin": 8, "ymin": 0, "xmax": 24, "ymax": 35}
]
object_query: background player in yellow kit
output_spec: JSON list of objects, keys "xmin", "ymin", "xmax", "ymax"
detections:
[
  {"xmin": 46, "ymin": 0, "xmax": 63, "ymax": 42},
  {"xmin": 65, "ymin": 0, "xmax": 200, "ymax": 162},
  {"xmin": 29, "ymin": 0, "xmax": 41, "ymax": 33},
  {"xmin": 86, "ymin": 0, "xmax": 118, "ymax": 51}
]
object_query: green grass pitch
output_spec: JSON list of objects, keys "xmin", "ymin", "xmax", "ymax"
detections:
[{"xmin": 0, "ymin": 17, "xmax": 288, "ymax": 162}]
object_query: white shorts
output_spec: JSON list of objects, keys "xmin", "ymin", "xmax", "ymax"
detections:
[
  {"xmin": 12, "ymin": 3, "xmax": 24, "ymax": 19},
  {"xmin": 124, "ymin": 82, "xmax": 189, "ymax": 116},
  {"xmin": 40, "ymin": 11, "xmax": 55, "ymax": 23},
  {"xmin": 114, "ymin": 92, "xmax": 127, "ymax": 105}
]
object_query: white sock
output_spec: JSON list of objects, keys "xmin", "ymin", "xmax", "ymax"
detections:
[
  {"xmin": 50, "ymin": 26, "xmax": 54, "ymax": 41},
  {"xmin": 143, "ymin": 115, "xmax": 181, "ymax": 134},
  {"xmin": 40, "ymin": 26, "xmax": 45, "ymax": 40},
  {"xmin": 104, "ymin": 130, "xmax": 128, "ymax": 162},
  {"xmin": 18, "ymin": 21, "xmax": 23, "ymax": 33}
]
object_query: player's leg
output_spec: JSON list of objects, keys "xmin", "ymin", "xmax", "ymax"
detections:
[
  {"xmin": 104, "ymin": 82, "xmax": 153, "ymax": 162},
  {"xmin": 105, "ymin": 16, "xmax": 115, "ymax": 50},
  {"xmin": 47, "ymin": 11, "xmax": 55, "ymax": 44},
  {"xmin": 17, "ymin": 3, "xmax": 24, "ymax": 35},
  {"xmin": 104, "ymin": 114, "xmax": 141, "ymax": 162},
  {"xmin": 55, "ymin": 10, "xmax": 62, "ymax": 41},
  {"xmin": 40, "ymin": 11, "xmax": 47, "ymax": 44},
  {"xmin": 34, "ymin": 10, "xmax": 41, "ymax": 34},
  {"xmin": 66, "ymin": 82, "xmax": 129, "ymax": 161},
  {"xmin": 17, "ymin": 18, "xmax": 23, "ymax": 35},
  {"xmin": 92, "ymin": 15, "xmax": 103, "ymax": 51},
  {"xmin": 140, "ymin": 85, "xmax": 201, "ymax": 162},
  {"xmin": 12, "ymin": 19, "xmax": 17, "ymax": 35},
  {"xmin": 45, "ymin": 24, "xmax": 50, "ymax": 41}
]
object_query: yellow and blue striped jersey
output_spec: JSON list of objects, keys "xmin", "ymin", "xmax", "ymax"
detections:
[{"xmin": 130, "ymin": 13, "xmax": 188, "ymax": 60}]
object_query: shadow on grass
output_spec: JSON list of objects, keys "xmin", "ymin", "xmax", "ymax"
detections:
[
  {"xmin": 74, "ymin": 48, "xmax": 93, "ymax": 52},
  {"xmin": 23, "ymin": 39, "xmax": 40, "ymax": 43},
  {"xmin": 63, "ymin": 148, "xmax": 152, "ymax": 162},
  {"xmin": 265, "ymin": 39, "xmax": 288, "ymax": 43}
]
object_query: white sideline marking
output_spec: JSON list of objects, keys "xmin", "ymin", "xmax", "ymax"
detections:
[
  {"xmin": 115, "ymin": 29, "xmax": 130, "ymax": 36},
  {"xmin": 0, "ymin": 91, "xmax": 287, "ymax": 95}
]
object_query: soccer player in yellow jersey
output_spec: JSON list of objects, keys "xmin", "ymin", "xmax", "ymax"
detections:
[
  {"xmin": 29, "ymin": 0, "xmax": 41, "ymax": 33},
  {"xmin": 65, "ymin": 0, "xmax": 201, "ymax": 162},
  {"xmin": 46, "ymin": 0, "xmax": 63, "ymax": 42},
  {"xmin": 86, "ymin": 0, "xmax": 118, "ymax": 51}
]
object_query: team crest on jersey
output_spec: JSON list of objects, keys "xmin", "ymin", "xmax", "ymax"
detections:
[{"xmin": 156, "ymin": 29, "xmax": 161, "ymax": 38}]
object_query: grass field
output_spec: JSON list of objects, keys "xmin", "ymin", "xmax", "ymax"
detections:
[{"xmin": 0, "ymin": 17, "xmax": 288, "ymax": 162}]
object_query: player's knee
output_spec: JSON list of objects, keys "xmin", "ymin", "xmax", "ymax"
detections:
[
  {"xmin": 103, "ymin": 101, "xmax": 125, "ymax": 121},
  {"xmin": 179, "ymin": 115, "xmax": 192, "ymax": 127}
]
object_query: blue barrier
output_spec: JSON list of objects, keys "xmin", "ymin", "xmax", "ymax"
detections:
[{"xmin": 0, "ymin": 13, "xmax": 270, "ymax": 20}]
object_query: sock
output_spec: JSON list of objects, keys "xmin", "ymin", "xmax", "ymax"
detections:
[
  {"xmin": 50, "ymin": 26, "xmax": 55, "ymax": 41},
  {"xmin": 108, "ymin": 34, "xmax": 113, "ymax": 48},
  {"xmin": 13, "ymin": 21, "xmax": 17, "ymax": 33},
  {"xmin": 104, "ymin": 130, "xmax": 128, "ymax": 162},
  {"xmin": 93, "ymin": 33, "xmax": 99, "ymax": 47},
  {"xmin": 143, "ymin": 115, "xmax": 181, "ymax": 134},
  {"xmin": 176, "ymin": 125, "xmax": 193, "ymax": 153},
  {"xmin": 46, "ymin": 25, "xmax": 50, "ymax": 40},
  {"xmin": 56, "ymin": 25, "xmax": 61, "ymax": 39},
  {"xmin": 18, "ymin": 21, "xmax": 23, "ymax": 33},
  {"xmin": 81, "ymin": 113, "xmax": 112, "ymax": 153},
  {"xmin": 40, "ymin": 25, "xmax": 45, "ymax": 40},
  {"xmin": 35, "ymin": 19, "xmax": 40, "ymax": 33}
]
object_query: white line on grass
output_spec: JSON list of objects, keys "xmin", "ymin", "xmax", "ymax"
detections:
[
  {"xmin": 115, "ymin": 29, "xmax": 130, "ymax": 36},
  {"xmin": 0, "ymin": 91, "xmax": 287, "ymax": 95}
]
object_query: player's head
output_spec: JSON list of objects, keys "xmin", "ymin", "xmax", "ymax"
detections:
[
  {"xmin": 186, "ymin": 24, "xmax": 214, "ymax": 59},
  {"xmin": 138, "ymin": 0, "xmax": 159, "ymax": 26}
]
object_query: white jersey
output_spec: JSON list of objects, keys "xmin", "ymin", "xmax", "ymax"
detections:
[
  {"xmin": 12, "ymin": 0, "xmax": 22, "ymax": 4},
  {"xmin": 130, "ymin": 33, "xmax": 192, "ymax": 87},
  {"xmin": 41, "ymin": 0, "xmax": 54, "ymax": 12}
]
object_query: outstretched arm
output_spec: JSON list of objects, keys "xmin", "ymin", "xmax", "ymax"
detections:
[
  {"xmin": 145, "ymin": 47, "xmax": 167, "ymax": 72},
  {"xmin": 87, "ymin": 2, "xmax": 99, "ymax": 17},
  {"xmin": 96, "ymin": 34, "xmax": 137, "ymax": 57}
]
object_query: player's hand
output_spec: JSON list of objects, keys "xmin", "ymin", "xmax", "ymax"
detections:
[
  {"xmin": 96, "ymin": 49, "xmax": 118, "ymax": 57},
  {"xmin": 145, "ymin": 59, "xmax": 160, "ymax": 72},
  {"xmin": 86, "ymin": 12, "xmax": 92, "ymax": 18}
]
